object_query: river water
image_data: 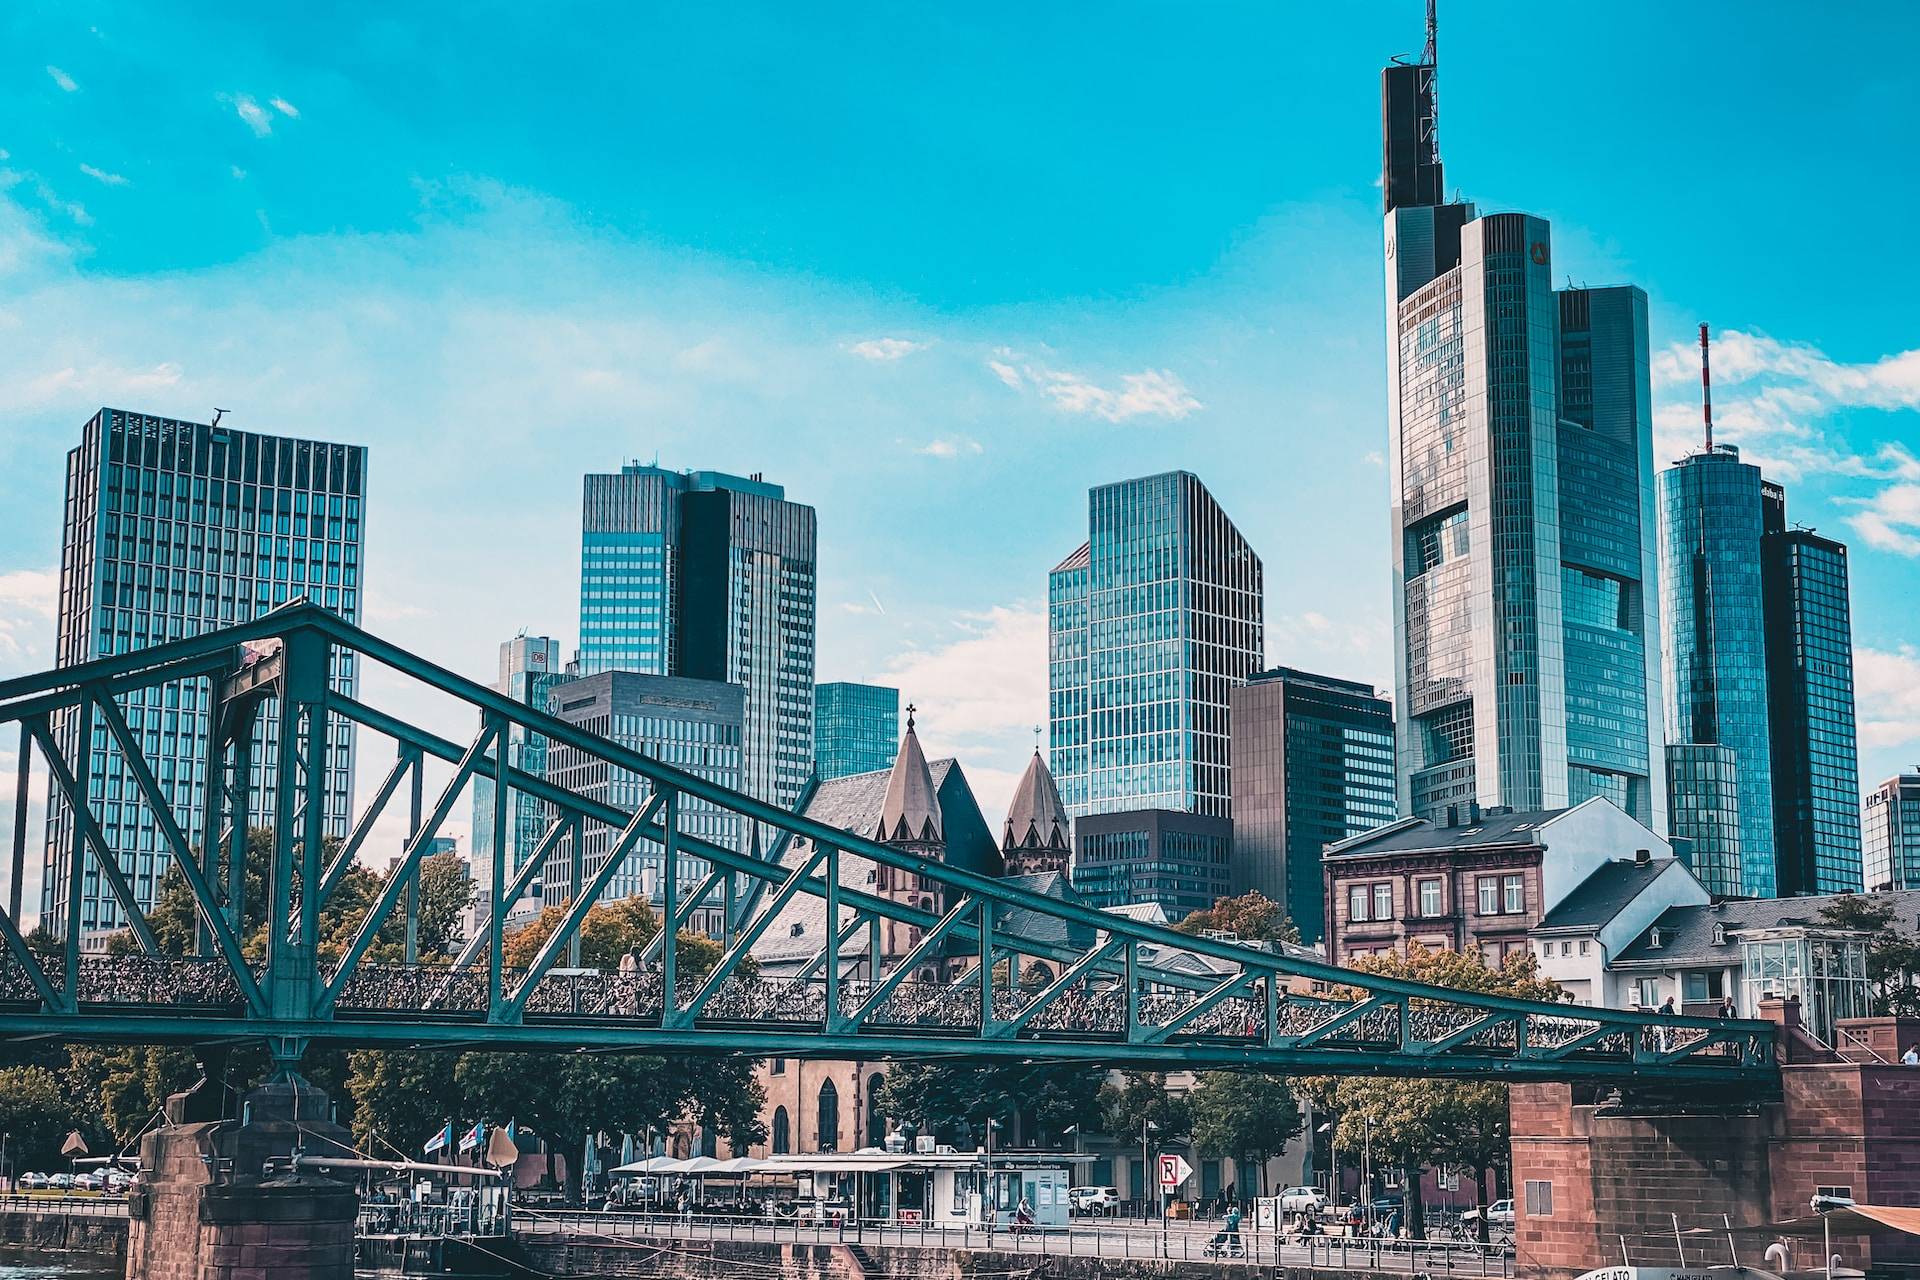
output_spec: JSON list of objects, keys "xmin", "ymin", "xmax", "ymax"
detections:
[{"xmin": 0, "ymin": 1250, "xmax": 119, "ymax": 1280}]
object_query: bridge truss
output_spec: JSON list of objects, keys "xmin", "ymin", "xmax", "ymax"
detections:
[{"xmin": 0, "ymin": 604, "xmax": 1776, "ymax": 1089}]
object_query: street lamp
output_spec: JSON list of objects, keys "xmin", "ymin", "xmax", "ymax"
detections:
[
  {"xmin": 1140, "ymin": 1120, "xmax": 1159, "ymax": 1225},
  {"xmin": 984, "ymin": 1117, "xmax": 1001, "ymax": 1241}
]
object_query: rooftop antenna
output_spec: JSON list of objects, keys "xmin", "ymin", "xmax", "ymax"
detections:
[
  {"xmin": 1699, "ymin": 323, "xmax": 1714, "ymax": 452},
  {"xmin": 1423, "ymin": 0, "xmax": 1440, "ymax": 167},
  {"xmin": 210, "ymin": 408, "xmax": 228, "ymax": 428}
]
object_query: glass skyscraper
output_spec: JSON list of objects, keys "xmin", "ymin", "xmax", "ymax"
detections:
[
  {"xmin": 1228, "ymin": 667, "xmax": 1396, "ymax": 945},
  {"xmin": 1382, "ymin": 48, "xmax": 1664, "ymax": 831},
  {"xmin": 1048, "ymin": 471, "xmax": 1263, "ymax": 821},
  {"xmin": 472, "ymin": 634, "xmax": 565, "ymax": 914},
  {"xmin": 1761, "ymin": 483, "xmax": 1862, "ymax": 896},
  {"xmin": 578, "ymin": 465, "xmax": 816, "ymax": 827},
  {"xmin": 543, "ymin": 670, "xmax": 742, "ymax": 928},
  {"xmin": 1070, "ymin": 808, "xmax": 1233, "ymax": 921},
  {"xmin": 814, "ymin": 682, "xmax": 899, "ymax": 781},
  {"xmin": 1863, "ymin": 773, "xmax": 1920, "ymax": 893},
  {"xmin": 1659, "ymin": 445, "xmax": 1775, "ymax": 896},
  {"xmin": 43, "ymin": 409, "xmax": 365, "ymax": 936}
]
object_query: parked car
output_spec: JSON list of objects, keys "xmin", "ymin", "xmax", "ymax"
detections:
[
  {"xmin": 1278, "ymin": 1186, "xmax": 1327, "ymax": 1215},
  {"xmin": 73, "ymin": 1172, "xmax": 104, "ymax": 1192},
  {"xmin": 1068, "ymin": 1186, "xmax": 1120, "ymax": 1215},
  {"xmin": 1462, "ymin": 1199, "xmax": 1515, "ymax": 1230},
  {"xmin": 17, "ymin": 1172, "xmax": 48, "ymax": 1191},
  {"xmin": 103, "ymin": 1171, "xmax": 132, "ymax": 1194}
]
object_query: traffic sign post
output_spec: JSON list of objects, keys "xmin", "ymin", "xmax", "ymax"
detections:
[{"xmin": 1157, "ymin": 1154, "xmax": 1191, "ymax": 1257}]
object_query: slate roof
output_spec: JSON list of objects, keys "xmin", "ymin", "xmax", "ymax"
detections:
[
  {"xmin": 1610, "ymin": 889, "xmax": 1920, "ymax": 967},
  {"xmin": 1325, "ymin": 807, "xmax": 1566, "ymax": 858},
  {"xmin": 877, "ymin": 721, "xmax": 941, "ymax": 843},
  {"xmin": 1003, "ymin": 751, "xmax": 1069, "ymax": 852},
  {"xmin": 1536, "ymin": 858, "xmax": 1685, "ymax": 932},
  {"xmin": 995, "ymin": 870, "xmax": 1096, "ymax": 950}
]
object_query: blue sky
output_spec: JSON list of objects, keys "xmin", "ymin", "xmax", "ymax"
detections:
[{"xmin": 3, "ymin": 3, "xmax": 1918, "ymax": 907}]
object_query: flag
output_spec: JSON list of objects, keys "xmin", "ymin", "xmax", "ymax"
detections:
[
  {"xmin": 459, "ymin": 1121, "xmax": 484, "ymax": 1154},
  {"xmin": 424, "ymin": 1123, "xmax": 453, "ymax": 1156}
]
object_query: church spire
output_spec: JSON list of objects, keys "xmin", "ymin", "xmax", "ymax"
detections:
[{"xmin": 876, "ymin": 706, "xmax": 942, "ymax": 844}]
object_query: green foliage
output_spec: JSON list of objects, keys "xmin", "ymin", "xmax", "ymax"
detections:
[
  {"xmin": 345, "ymin": 1050, "xmax": 463, "ymax": 1154},
  {"xmin": 1100, "ymin": 1071, "xmax": 1193, "ymax": 1147},
  {"xmin": 1297, "ymin": 945, "xmax": 1561, "ymax": 1240},
  {"xmin": 1818, "ymin": 895, "xmax": 1920, "ymax": 1016},
  {"xmin": 0, "ymin": 1066, "xmax": 88, "ymax": 1172},
  {"xmin": 1174, "ymin": 892, "xmax": 1299, "ymax": 945},
  {"xmin": 1188, "ymin": 1072, "xmax": 1302, "ymax": 1196},
  {"xmin": 877, "ymin": 1060, "xmax": 1105, "ymax": 1148},
  {"xmin": 500, "ymin": 897, "xmax": 740, "ymax": 982}
]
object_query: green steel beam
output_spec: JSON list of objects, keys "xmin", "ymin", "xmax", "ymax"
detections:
[
  {"xmin": 318, "ymin": 746, "xmax": 420, "ymax": 905},
  {"xmin": 452, "ymin": 815, "xmax": 573, "ymax": 971},
  {"xmin": 29, "ymin": 714, "xmax": 160, "ymax": 956}
]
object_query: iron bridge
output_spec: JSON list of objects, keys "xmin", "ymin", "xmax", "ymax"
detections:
[{"xmin": 0, "ymin": 604, "xmax": 1778, "ymax": 1089}]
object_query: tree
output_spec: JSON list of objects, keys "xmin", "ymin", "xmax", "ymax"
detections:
[
  {"xmin": 1100, "ymin": 1071, "xmax": 1193, "ymax": 1148},
  {"xmin": 500, "ymin": 897, "xmax": 738, "ymax": 983},
  {"xmin": 1188, "ymin": 1072, "xmax": 1303, "ymax": 1198},
  {"xmin": 0, "ymin": 1066, "xmax": 88, "ymax": 1173},
  {"xmin": 344, "ymin": 1050, "xmax": 464, "ymax": 1155},
  {"xmin": 1818, "ymin": 895, "xmax": 1920, "ymax": 1016},
  {"xmin": 1297, "ymin": 946, "xmax": 1559, "ymax": 1241},
  {"xmin": 877, "ymin": 1061, "xmax": 1105, "ymax": 1149},
  {"xmin": 1174, "ymin": 892, "xmax": 1299, "ymax": 945}
]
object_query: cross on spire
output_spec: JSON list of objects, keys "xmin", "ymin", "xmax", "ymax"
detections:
[{"xmin": 905, "ymin": 702, "xmax": 917, "ymax": 731}]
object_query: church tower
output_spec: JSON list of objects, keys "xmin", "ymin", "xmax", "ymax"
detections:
[
  {"xmin": 1001, "ymin": 748, "xmax": 1070, "ymax": 878},
  {"xmin": 871, "ymin": 705, "xmax": 945, "ymax": 958}
]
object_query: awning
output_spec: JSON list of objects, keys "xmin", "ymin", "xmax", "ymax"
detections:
[
  {"xmin": 1688, "ymin": 1206, "xmax": 1920, "ymax": 1239},
  {"xmin": 760, "ymin": 1157, "xmax": 914, "ymax": 1173},
  {"xmin": 708, "ymin": 1158, "xmax": 770, "ymax": 1175},
  {"xmin": 610, "ymin": 1156, "xmax": 688, "ymax": 1175}
]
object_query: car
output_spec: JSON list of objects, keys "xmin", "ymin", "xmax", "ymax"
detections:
[
  {"xmin": 73, "ymin": 1172, "xmax": 104, "ymax": 1192},
  {"xmin": 47, "ymin": 1173, "xmax": 74, "ymax": 1191},
  {"xmin": 17, "ymin": 1172, "xmax": 48, "ymax": 1191},
  {"xmin": 1068, "ymin": 1186, "xmax": 1119, "ymax": 1215},
  {"xmin": 103, "ymin": 1171, "xmax": 132, "ymax": 1194},
  {"xmin": 1277, "ymin": 1186, "xmax": 1328, "ymax": 1214},
  {"xmin": 1463, "ymin": 1198, "xmax": 1515, "ymax": 1229}
]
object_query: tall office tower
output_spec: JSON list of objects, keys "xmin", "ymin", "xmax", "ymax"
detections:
[
  {"xmin": 1228, "ymin": 667, "xmax": 1396, "ymax": 945},
  {"xmin": 1070, "ymin": 808, "xmax": 1234, "ymax": 920},
  {"xmin": 1659, "ymin": 444, "xmax": 1773, "ymax": 897},
  {"xmin": 1863, "ymin": 773, "xmax": 1920, "ymax": 893},
  {"xmin": 42, "ymin": 409, "xmax": 365, "ymax": 936},
  {"xmin": 1761, "ymin": 483, "xmax": 1863, "ymax": 896},
  {"xmin": 1381, "ymin": 38, "xmax": 1664, "ymax": 832},
  {"xmin": 471, "ymin": 634, "xmax": 565, "ymax": 915},
  {"xmin": 1048, "ymin": 471, "xmax": 1263, "ymax": 821},
  {"xmin": 542, "ymin": 670, "xmax": 743, "ymax": 925},
  {"xmin": 813, "ymin": 682, "xmax": 900, "ymax": 781},
  {"xmin": 578, "ymin": 465, "xmax": 817, "ymax": 826}
]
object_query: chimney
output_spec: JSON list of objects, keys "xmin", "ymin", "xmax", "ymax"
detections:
[
  {"xmin": 1445, "ymin": 804, "xmax": 1460, "ymax": 828},
  {"xmin": 1468, "ymin": 801, "xmax": 1482, "ymax": 825},
  {"xmin": 1634, "ymin": 848, "xmax": 1652, "ymax": 867}
]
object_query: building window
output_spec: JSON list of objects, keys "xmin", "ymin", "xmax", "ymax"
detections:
[
  {"xmin": 1349, "ymin": 885, "xmax": 1370, "ymax": 922},
  {"xmin": 1634, "ymin": 978, "xmax": 1661, "ymax": 1009},
  {"xmin": 817, "ymin": 1080, "xmax": 839, "ymax": 1152},
  {"xmin": 1560, "ymin": 941, "xmax": 1571, "ymax": 957},
  {"xmin": 1476, "ymin": 877, "xmax": 1499, "ymax": 915},
  {"xmin": 1372, "ymin": 883, "xmax": 1392, "ymax": 922},
  {"xmin": 772, "ymin": 1107, "xmax": 791, "ymax": 1154},
  {"xmin": 1503, "ymin": 875, "xmax": 1524, "ymax": 914},
  {"xmin": 1418, "ymin": 878, "xmax": 1443, "ymax": 917},
  {"xmin": 1816, "ymin": 1185, "xmax": 1852, "ymax": 1202},
  {"xmin": 1524, "ymin": 1180, "xmax": 1553, "ymax": 1218},
  {"xmin": 770, "ymin": 1058, "xmax": 786, "ymax": 1076},
  {"xmin": 1579, "ymin": 940, "xmax": 1590, "ymax": 956}
]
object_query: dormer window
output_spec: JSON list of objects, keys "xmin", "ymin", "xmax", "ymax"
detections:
[
  {"xmin": 789, "ymin": 922, "xmax": 805, "ymax": 937},
  {"xmin": 1711, "ymin": 923, "xmax": 1726, "ymax": 946},
  {"xmin": 1648, "ymin": 927, "xmax": 1663, "ymax": 950}
]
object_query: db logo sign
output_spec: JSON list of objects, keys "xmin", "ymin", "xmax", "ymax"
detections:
[{"xmin": 1529, "ymin": 241, "xmax": 1549, "ymax": 266}]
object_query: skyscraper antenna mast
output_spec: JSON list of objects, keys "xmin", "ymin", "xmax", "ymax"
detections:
[
  {"xmin": 1422, "ymin": 0, "xmax": 1440, "ymax": 167},
  {"xmin": 1424, "ymin": 0, "xmax": 1438, "ymax": 65},
  {"xmin": 1699, "ymin": 322, "xmax": 1714, "ymax": 453}
]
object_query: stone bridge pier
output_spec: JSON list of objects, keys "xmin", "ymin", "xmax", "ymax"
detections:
[
  {"xmin": 1511, "ymin": 1005, "xmax": 1920, "ymax": 1278},
  {"xmin": 125, "ymin": 1067, "xmax": 357, "ymax": 1280}
]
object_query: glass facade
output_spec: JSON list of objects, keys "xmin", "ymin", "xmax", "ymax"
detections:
[
  {"xmin": 1761, "ymin": 485, "xmax": 1862, "ymax": 896},
  {"xmin": 1863, "ymin": 774, "xmax": 1920, "ymax": 893},
  {"xmin": 543, "ymin": 671, "xmax": 743, "ymax": 928},
  {"xmin": 1659, "ymin": 446, "xmax": 1774, "ymax": 896},
  {"xmin": 43, "ymin": 409, "xmax": 365, "ymax": 936},
  {"xmin": 1069, "ymin": 808, "xmax": 1232, "ymax": 920},
  {"xmin": 1665, "ymin": 742, "xmax": 1741, "ymax": 892},
  {"xmin": 578, "ymin": 466, "xmax": 816, "ymax": 828},
  {"xmin": 813, "ymin": 682, "xmax": 900, "ymax": 781},
  {"xmin": 1048, "ymin": 471, "xmax": 1263, "ymax": 821},
  {"xmin": 1229, "ymin": 668, "xmax": 1396, "ymax": 944},
  {"xmin": 1382, "ymin": 59, "xmax": 1664, "ymax": 836},
  {"xmin": 1739, "ymin": 931, "xmax": 1869, "ymax": 1044},
  {"xmin": 472, "ymin": 635, "xmax": 566, "ymax": 914}
]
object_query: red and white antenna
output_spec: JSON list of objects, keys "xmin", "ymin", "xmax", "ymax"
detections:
[{"xmin": 1699, "ymin": 322, "xmax": 1715, "ymax": 452}]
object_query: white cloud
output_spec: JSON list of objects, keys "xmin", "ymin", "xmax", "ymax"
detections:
[
  {"xmin": 989, "ymin": 355, "xmax": 1201, "ymax": 423},
  {"xmin": 1841, "ymin": 484, "xmax": 1920, "ymax": 557},
  {"xmin": 1363, "ymin": 449, "xmax": 1385, "ymax": 468},
  {"xmin": 6, "ymin": 361, "xmax": 184, "ymax": 414},
  {"xmin": 226, "ymin": 94, "xmax": 275, "ymax": 137},
  {"xmin": 269, "ymin": 97, "xmax": 300, "ymax": 119},
  {"xmin": 0, "ymin": 568, "xmax": 58, "ymax": 665},
  {"xmin": 916, "ymin": 436, "xmax": 982, "ymax": 459},
  {"xmin": 1856, "ymin": 645, "xmax": 1920, "ymax": 755},
  {"xmin": 877, "ymin": 605, "xmax": 1047, "ymax": 821},
  {"xmin": 79, "ymin": 164, "xmax": 128, "ymax": 187},
  {"xmin": 847, "ymin": 337, "xmax": 928, "ymax": 362},
  {"xmin": 230, "ymin": 165, "xmax": 247, "ymax": 180},
  {"xmin": 47, "ymin": 66, "xmax": 78, "ymax": 93}
]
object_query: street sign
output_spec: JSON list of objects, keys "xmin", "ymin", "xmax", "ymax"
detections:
[{"xmin": 1157, "ymin": 1153, "xmax": 1192, "ymax": 1190}]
